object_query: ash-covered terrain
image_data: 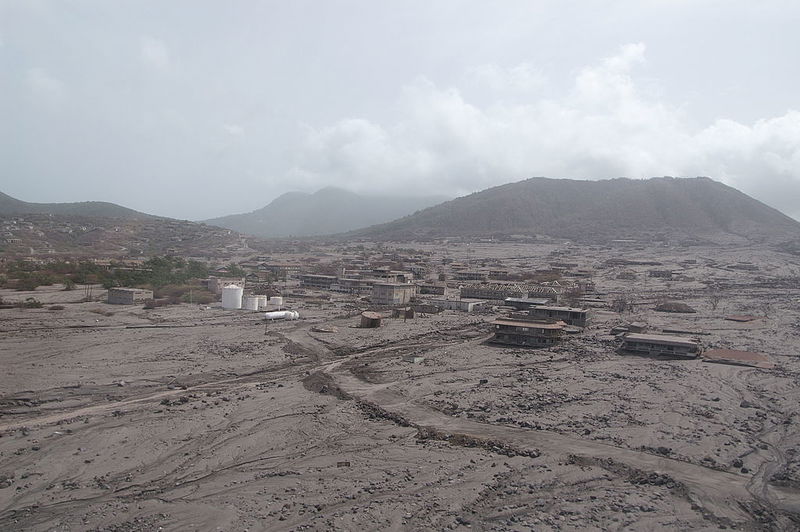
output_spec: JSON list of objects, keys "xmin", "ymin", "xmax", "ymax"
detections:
[{"xmin": 1, "ymin": 240, "xmax": 799, "ymax": 531}]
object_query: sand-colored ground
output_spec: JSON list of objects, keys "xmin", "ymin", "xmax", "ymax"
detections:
[{"xmin": 1, "ymin": 242, "xmax": 799, "ymax": 530}]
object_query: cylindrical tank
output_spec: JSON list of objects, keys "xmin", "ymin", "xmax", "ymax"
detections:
[
  {"xmin": 221, "ymin": 285, "xmax": 243, "ymax": 310},
  {"xmin": 243, "ymin": 295, "xmax": 259, "ymax": 311},
  {"xmin": 264, "ymin": 310, "xmax": 299, "ymax": 320},
  {"xmin": 256, "ymin": 295, "xmax": 268, "ymax": 309},
  {"xmin": 269, "ymin": 296, "xmax": 283, "ymax": 307}
]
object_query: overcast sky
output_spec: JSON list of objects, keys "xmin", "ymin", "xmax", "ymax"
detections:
[{"xmin": 1, "ymin": 1, "xmax": 799, "ymax": 220}]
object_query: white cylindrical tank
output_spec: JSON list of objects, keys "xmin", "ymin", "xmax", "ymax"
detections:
[
  {"xmin": 264, "ymin": 310, "xmax": 299, "ymax": 320},
  {"xmin": 269, "ymin": 296, "xmax": 283, "ymax": 307},
  {"xmin": 243, "ymin": 295, "xmax": 259, "ymax": 311},
  {"xmin": 221, "ymin": 285, "xmax": 243, "ymax": 310},
  {"xmin": 256, "ymin": 295, "xmax": 268, "ymax": 309}
]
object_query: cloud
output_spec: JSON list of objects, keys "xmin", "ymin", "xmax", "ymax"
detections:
[
  {"xmin": 140, "ymin": 35, "xmax": 169, "ymax": 71},
  {"xmin": 223, "ymin": 124, "xmax": 245, "ymax": 136},
  {"xmin": 289, "ymin": 43, "xmax": 800, "ymax": 218},
  {"xmin": 467, "ymin": 63, "xmax": 547, "ymax": 93},
  {"xmin": 25, "ymin": 67, "xmax": 66, "ymax": 104}
]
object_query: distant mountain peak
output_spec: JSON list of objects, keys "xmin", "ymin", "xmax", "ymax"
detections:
[
  {"xmin": 353, "ymin": 176, "xmax": 799, "ymax": 244},
  {"xmin": 204, "ymin": 188, "xmax": 450, "ymax": 238}
]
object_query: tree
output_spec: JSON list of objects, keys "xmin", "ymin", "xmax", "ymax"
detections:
[
  {"xmin": 611, "ymin": 295, "xmax": 632, "ymax": 314},
  {"xmin": 226, "ymin": 264, "xmax": 246, "ymax": 277}
]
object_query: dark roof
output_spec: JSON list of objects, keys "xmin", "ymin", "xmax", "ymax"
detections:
[{"xmin": 623, "ymin": 333, "xmax": 698, "ymax": 347}]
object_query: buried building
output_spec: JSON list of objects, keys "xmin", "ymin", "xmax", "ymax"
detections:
[
  {"xmin": 620, "ymin": 333, "xmax": 701, "ymax": 358},
  {"xmin": 527, "ymin": 305, "xmax": 589, "ymax": 327},
  {"xmin": 491, "ymin": 318, "xmax": 567, "ymax": 347},
  {"xmin": 371, "ymin": 283, "xmax": 416, "ymax": 306},
  {"xmin": 107, "ymin": 287, "xmax": 153, "ymax": 305}
]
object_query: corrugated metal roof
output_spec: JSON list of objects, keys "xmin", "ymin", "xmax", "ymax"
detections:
[{"xmin": 704, "ymin": 348, "xmax": 770, "ymax": 364}]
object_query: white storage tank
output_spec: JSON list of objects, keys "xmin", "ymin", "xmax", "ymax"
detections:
[
  {"xmin": 221, "ymin": 285, "xmax": 244, "ymax": 310},
  {"xmin": 256, "ymin": 295, "xmax": 268, "ymax": 309},
  {"xmin": 264, "ymin": 310, "xmax": 299, "ymax": 320},
  {"xmin": 243, "ymin": 295, "xmax": 260, "ymax": 311},
  {"xmin": 269, "ymin": 296, "xmax": 283, "ymax": 308}
]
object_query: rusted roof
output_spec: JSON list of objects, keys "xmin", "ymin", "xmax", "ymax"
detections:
[
  {"xmin": 724, "ymin": 315, "xmax": 759, "ymax": 322},
  {"xmin": 704, "ymin": 348, "xmax": 773, "ymax": 369}
]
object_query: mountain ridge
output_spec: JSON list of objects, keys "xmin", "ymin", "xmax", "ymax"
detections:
[
  {"xmin": 351, "ymin": 177, "xmax": 800, "ymax": 243},
  {"xmin": 204, "ymin": 187, "xmax": 450, "ymax": 238},
  {"xmin": 0, "ymin": 191, "xmax": 157, "ymax": 220}
]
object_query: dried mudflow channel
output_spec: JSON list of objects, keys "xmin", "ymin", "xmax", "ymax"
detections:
[{"xmin": 302, "ymin": 330, "xmax": 800, "ymax": 531}]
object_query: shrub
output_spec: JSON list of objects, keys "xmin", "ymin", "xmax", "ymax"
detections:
[
  {"xmin": 48, "ymin": 305, "xmax": 65, "ymax": 311},
  {"xmin": 16, "ymin": 297, "xmax": 43, "ymax": 309}
]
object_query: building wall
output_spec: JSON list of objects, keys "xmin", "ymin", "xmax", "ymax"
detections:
[
  {"xmin": 108, "ymin": 288, "xmax": 153, "ymax": 305},
  {"xmin": 621, "ymin": 339, "xmax": 697, "ymax": 357},
  {"xmin": 372, "ymin": 284, "xmax": 416, "ymax": 306},
  {"xmin": 430, "ymin": 299, "xmax": 484, "ymax": 312},
  {"xmin": 528, "ymin": 307, "xmax": 588, "ymax": 326},
  {"xmin": 208, "ymin": 277, "xmax": 245, "ymax": 295}
]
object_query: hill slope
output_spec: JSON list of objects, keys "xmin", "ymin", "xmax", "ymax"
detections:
[
  {"xmin": 354, "ymin": 177, "xmax": 800, "ymax": 243},
  {"xmin": 0, "ymin": 191, "xmax": 155, "ymax": 220},
  {"xmin": 205, "ymin": 187, "xmax": 449, "ymax": 238}
]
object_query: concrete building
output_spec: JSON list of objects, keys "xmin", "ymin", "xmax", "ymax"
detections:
[
  {"xmin": 260, "ymin": 263, "xmax": 302, "ymax": 277},
  {"xmin": 527, "ymin": 306, "xmax": 589, "ymax": 327},
  {"xmin": 416, "ymin": 282, "xmax": 446, "ymax": 295},
  {"xmin": 299, "ymin": 274, "xmax": 337, "ymax": 290},
  {"xmin": 332, "ymin": 277, "xmax": 375, "ymax": 294},
  {"xmin": 620, "ymin": 333, "xmax": 700, "ymax": 358},
  {"xmin": 430, "ymin": 298, "xmax": 485, "ymax": 312},
  {"xmin": 207, "ymin": 276, "xmax": 245, "ymax": 295},
  {"xmin": 108, "ymin": 287, "xmax": 153, "ymax": 305},
  {"xmin": 504, "ymin": 297, "xmax": 551, "ymax": 310},
  {"xmin": 366, "ymin": 267, "xmax": 414, "ymax": 283},
  {"xmin": 371, "ymin": 283, "xmax": 416, "ymax": 306},
  {"xmin": 491, "ymin": 318, "xmax": 566, "ymax": 347},
  {"xmin": 453, "ymin": 271, "xmax": 488, "ymax": 282}
]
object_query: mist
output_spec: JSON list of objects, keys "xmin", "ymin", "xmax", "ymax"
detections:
[{"xmin": 1, "ymin": 1, "xmax": 799, "ymax": 220}]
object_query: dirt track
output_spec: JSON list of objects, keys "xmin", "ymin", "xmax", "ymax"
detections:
[{"xmin": 2, "ymin": 241, "xmax": 800, "ymax": 530}]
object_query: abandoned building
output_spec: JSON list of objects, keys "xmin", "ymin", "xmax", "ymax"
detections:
[
  {"xmin": 299, "ymin": 274, "xmax": 337, "ymax": 290},
  {"xmin": 429, "ymin": 298, "xmax": 485, "ymax": 312},
  {"xmin": 107, "ymin": 287, "xmax": 153, "ymax": 305},
  {"xmin": 453, "ymin": 270, "xmax": 489, "ymax": 282},
  {"xmin": 527, "ymin": 305, "xmax": 589, "ymax": 327},
  {"xmin": 416, "ymin": 282, "xmax": 446, "ymax": 295},
  {"xmin": 332, "ymin": 277, "xmax": 375, "ymax": 294},
  {"xmin": 460, "ymin": 283, "xmax": 526, "ymax": 301},
  {"xmin": 391, "ymin": 307, "xmax": 415, "ymax": 319},
  {"xmin": 371, "ymin": 283, "xmax": 416, "ymax": 306},
  {"xmin": 259, "ymin": 263, "xmax": 302, "ymax": 277},
  {"xmin": 206, "ymin": 276, "xmax": 245, "ymax": 295},
  {"xmin": 527, "ymin": 285, "xmax": 562, "ymax": 302},
  {"xmin": 491, "ymin": 318, "xmax": 566, "ymax": 347},
  {"xmin": 620, "ymin": 333, "xmax": 700, "ymax": 358},
  {"xmin": 504, "ymin": 297, "xmax": 551, "ymax": 310}
]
